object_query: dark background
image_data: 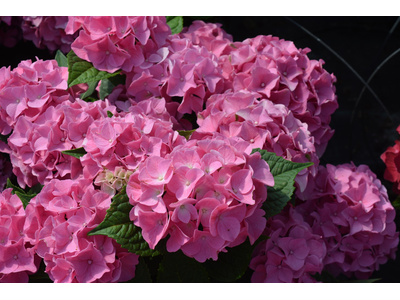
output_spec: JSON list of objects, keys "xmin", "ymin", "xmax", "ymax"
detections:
[{"xmin": 1, "ymin": 16, "xmax": 400, "ymax": 282}]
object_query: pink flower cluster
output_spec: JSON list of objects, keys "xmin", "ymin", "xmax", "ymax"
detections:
[
  {"xmin": 107, "ymin": 32, "xmax": 226, "ymax": 125},
  {"xmin": 66, "ymin": 16, "xmax": 171, "ymax": 73},
  {"xmin": 80, "ymin": 97, "xmax": 186, "ymax": 186},
  {"xmin": 127, "ymin": 135, "xmax": 274, "ymax": 262},
  {"xmin": 250, "ymin": 206, "xmax": 326, "ymax": 283},
  {"xmin": 218, "ymin": 35, "xmax": 338, "ymax": 157},
  {"xmin": 295, "ymin": 163, "xmax": 399, "ymax": 279},
  {"xmin": 179, "ymin": 20, "xmax": 233, "ymax": 57},
  {"xmin": 7, "ymin": 99, "xmax": 116, "ymax": 189},
  {"xmin": 2, "ymin": 16, "xmax": 395, "ymax": 283},
  {"xmin": 179, "ymin": 22, "xmax": 338, "ymax": 158},
  {"xmin": 124, "ymin": 34, "xmax": 225, "ymax": 116},
  {"xmin": 192, "ymin": 90, "xmax": 318, "ymax": 192},
  {"xmin": 0, "ymin": 188, "xmax": 38, "ymax": 283},
  {"xmin": 21, "ymin": 17, "xmax": 78, "ymax": 53},
  {"xmin": 0, "ymin": 58, "xmax": 70, "ymax": 135},
  {"xmin": 23, "ymin": 178, "xmax": 139, "ymax": 283}
]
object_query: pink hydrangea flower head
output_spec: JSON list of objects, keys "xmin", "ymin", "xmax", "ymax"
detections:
[
  {"xmin": 21, "ymin": 17, "xmax": 79, "ymax": 53},
  {"xmin": 219, "ymin": 35, "xmax": 338, "ymax": 157},
  {"xmin": 249, "ymin": 206, "xmax": 326, "ymax": 282},
  {"xmin": 0, "ymin": 58, "xmax": 71, "ymax": 135},
  {"xmin": 294, "ymin": 163, "xmax": 399, "ymax": 279},
  {"xmin": 179, "ymin": 20, "xmax": 233, "ymax": 57},
  {"xmin": 23, "ymin": 178, "xmax": 139, "ymax": 282},
  {"xmin": 0, "ymin": 188, "xmax": 38, "ymax": 280},
  {"xmin": 69, "ymin": 16, "xmax": 171, "ymax": 73},
  {"xmin": 193, "ymin": 90, "xmax": 318, "ymax": 193},
  {"xmin": 7, "ymin": 99, "xmax": 116, "ymax": 188},
  {"xmin": 127, "ymin": 134, "xmax": 274, "ymax": 262}
]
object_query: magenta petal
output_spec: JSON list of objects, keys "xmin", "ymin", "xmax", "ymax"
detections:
[
  {"xmin": 278, "ymin": 266, "xmax": 294, "ymax": 282},
  {"xmin": 217, "ymin": 216, "xmax": 240, "ymax": 242},
  {"xmin": 285, "ymin": 255, "xmax": 305, "ymax": 271}
]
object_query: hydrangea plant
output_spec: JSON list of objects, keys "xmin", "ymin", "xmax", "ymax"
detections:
[{"xmin": 0, "ymin": 16, "xmax": 397, "ymax": 283}]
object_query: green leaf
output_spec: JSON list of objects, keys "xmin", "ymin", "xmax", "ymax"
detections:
[
  {"xmin": 27, "ymin": 183, "xmax": 43, "ymax": 195},
  {"xmin": 6, "ymin": 179, "xmax": 39, "ymax": 209},
  {"xmin": 88, "ymin": 186, "xmax": 163, "ymax": 257},
  {"xmin": 204, "ymin": 239, "xmax": 254, "ymax": 282},
  {"xmin": 177, "ymin": 129, "xmax": 196, "ymax": 140},
  {"xmin": 107, "ymin": 111, "xmax": 113, "ymax": 118},
  {"xmin": 99, "ymin": 74, "xmax": 126, "ymax": 100},
  {"xmin": 157, "ymin": 250, "xmax": 209, "ymax": 283},
  {"xmin": 6, "ymin": 178, "xmax": 25, "ymax": 194},
  {"xmin": 55, "ymin": 50, "xmax": 68, "ymax": 67},
  {"xmin": 252, "ymin": 148, "xmax": 313, "ymax": 219},
  {"xmin": 80, "ymin": 80, "xmax": 99, "ymax": 100},
  {"xmin": 126, "ymin": 256, "xmax": 152, "ymax": 283},
  {"xmin": 166, "ymin": 16, "xmax": 183, "ymax": 34},
  {"xmin": 61, "ymin": 147, "xmax": 87, "ymax": 159},
  {"xmin": 67, "ymin": 50, "xmax": 121, "ymax": 87},
  {"xmin": 392, "ymin": 195, "xmax": 400, "ymax": 210},
  {"xmin": 14, "ymin": 191, "xmax": 36, "ymax": 209}
]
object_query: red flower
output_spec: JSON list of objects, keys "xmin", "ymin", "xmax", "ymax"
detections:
[{"xmin": 381, "ymin": 140, "xmax": 400, "ymax": 194}]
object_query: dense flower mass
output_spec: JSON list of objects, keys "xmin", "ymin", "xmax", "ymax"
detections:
[
  {"xmin": 218, "ymin": 34, "xmax": 338, "ymax": 157},
  {"xmin": 250, "ymin": 206, "xmax": 326, "ymax": 283},
  {"xmin": 0, "ymin": 15, "xmax": 397, "ymax": 283},
  {"xmin": 80, "ymin": 97, "xmax": 186, "ymax": 189},
  {"xmin": 295, "ymin": 163, "xmax": 399, "ymax": 279},
  {"xmin": 179, "ymin": 20, "xmax": 233, "ymax": 57},
  {"xmin": 21, "ymin": 17, "xmax": 78, "ymax": 53},
  {"xmin": 0, "ymin": 58, "xmax": 71, "ymax": 135},
  {"xmin": 23, "ymin": 178, "xmax": 139, "ymax": 283},
  {"xmin": 67, "ymin": 16, "xmax": 171, "ymax": 73},
  {"xmin": 0, "ymin": 188, "xmax": 38, "ymax": 282},
  {"xmin": 192, "ymin": 90, "xmax": 318, "ymax": 192},
  {"xmin": 127, "ymin": 135, "xmax": 274, "ymax": 262},
  {"xmin": 7, "ymin": 99, "xmax": 116, "ymax": 188}
]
